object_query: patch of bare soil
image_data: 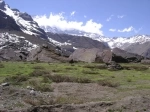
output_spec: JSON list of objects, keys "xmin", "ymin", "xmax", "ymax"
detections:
[{"xmin": 0, "ymin": 83, "xmax": 150, "ymax": 112}]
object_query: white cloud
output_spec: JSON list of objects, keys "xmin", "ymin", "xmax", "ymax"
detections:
[
  {"xmin": 70, "ymin": 11, "xmax": 76, "ymax": 16},
  {"xmin": 118, "ymin": 26, "xmax": 134, "ymax": 32},
  {"xmin": 33, "ymin": 13, "xmax": 103, "ymax": 35},
  {"xmin": 109, "ymin": 29, "xmax": 116, "ymax": 32},
  {"xmin": 106, "ymin": 15, "xmax": 114, "ymax": 22},
  {"xmin": 118, "ymin": 15, "xmax": 125, "ymax": 19}
]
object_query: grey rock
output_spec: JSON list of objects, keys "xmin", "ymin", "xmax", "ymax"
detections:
[
  {"xmin": 141, "ymin": 59, "xmax": 150, "ymax": 64},
  {"xmin": 69, "ymin": 48, "xmax": 104, "ymax": 63},
  {"xmin": 106, "ymin": 61, "xmax": 123, "ymax": 70},
  {"xmin": 112, "ymin": 48, "xmax": 143, "ymax": 63},
  {"xmin": 27, "ymin": 45, "xmax": 69, "ymax": 63},
  {"xmin": 1, "ymin": 82, "xmax": 9, "ymax": 87}
]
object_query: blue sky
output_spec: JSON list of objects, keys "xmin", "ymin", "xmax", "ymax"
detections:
[{"xmin": 4, "ymin": 0, "xmax": 150, "ymax": 37}]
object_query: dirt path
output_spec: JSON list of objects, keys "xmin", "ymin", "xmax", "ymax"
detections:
[{"xmin": 0, "ymin": 83, "xmax": 150, "ymax": 112}]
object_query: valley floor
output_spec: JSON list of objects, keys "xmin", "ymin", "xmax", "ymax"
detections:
[{"xmin": 0, "ymin": 61, "xmax": 150, "ymax": 112}]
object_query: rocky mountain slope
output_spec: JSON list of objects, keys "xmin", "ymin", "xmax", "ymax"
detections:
[
  {"xmin": 47, "ymin": 32, "xmax": 109, "ymax": 52},
  {"xmin": 0, "ymin": 0, "xmax": 73, "ymax": 61},
  {"xmin": 0, "ymin": 0, "xmax": 47, "ymax": 38}
]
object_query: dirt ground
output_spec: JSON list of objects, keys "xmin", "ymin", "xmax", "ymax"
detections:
[{"xmin": 0, "ymin": 83, "xmax": 150, "ymax": 112}]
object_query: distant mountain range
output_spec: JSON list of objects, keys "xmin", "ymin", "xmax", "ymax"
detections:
[{"xmin": 40, "ymin": 25, "xmax": 150, "ymax": 58}]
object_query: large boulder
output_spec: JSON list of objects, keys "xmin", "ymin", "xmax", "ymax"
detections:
[
  {"xmin": 112, "ymin": 48, "xmax": 143, "ymax": 63},
  {"xmin": 27, "ymin": 45, "xmax": 69, "ymax": 63},
  {"xmin": 69, "ymin": 48, "xmax": 112, "ymax": 63}
]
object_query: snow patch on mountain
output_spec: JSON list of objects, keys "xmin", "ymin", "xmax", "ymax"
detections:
[
  {"xmin": 48, "ymin": 37, "xmax": 72, "ymax": 46},
  {"xmin": 0, "ymin": 32, "xmax": 38, "ymax": 51}
]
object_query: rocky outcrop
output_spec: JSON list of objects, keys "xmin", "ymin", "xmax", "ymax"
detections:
[
  {"xmin": 0, "ymin": 48, "xmax": 28, "ymax": 61},
  {"xmin": 112, "ymin": 48, "xmax": 143, "ymax": 63},
  {"xmin": 69, "ymin": 48, "xmax": 143, "ymax": 63},
  {"xmin": 27, "ymin": 45, "xmax": 69, "ymax": 63}
]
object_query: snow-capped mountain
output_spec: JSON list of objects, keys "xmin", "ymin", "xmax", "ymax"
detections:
[
  {"xmin": 40, "ymin": 25, "xmax": 150, "ymax": 50},
  {"xmin": 0, "ymin": 0, "xmax": 47, "ymax": 38},
  {"xmin": 90, "ymin": 35, "xmax": 150, "ymax": 49}
]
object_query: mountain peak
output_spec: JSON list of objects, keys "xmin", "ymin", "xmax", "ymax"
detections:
[{"xmin": 0, "ymin": 0, "xmax": 5, "ymax": 10}]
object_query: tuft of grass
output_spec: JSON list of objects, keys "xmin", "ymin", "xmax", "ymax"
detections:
[
  {"xmin": 127, "ymin": 78, "xmax": 132, "ymax": 82},
  {"xmin": 82, "ymin": 70, "xmax": 99, "ymax": 74},
  {"xmin": 123, "ymin": 65, "xmax": 148, "ymax": 71},
  {"xmin": 4, "ymin": 75, "xmax": 29, "ymax": 85},
  {"xmin": 28, "ymin": 79, "xmax": 53, "ymax": 92},
  {"xmin": 32, "ymin": 66, "xmax": 45, "ymax": 70},
  {"xmin": 84, "ymin": 64, "xmax": 107, "ymax": 69},
  {"xmin": 43, "ymin": 74, "xmax": 91, "ymax": 83},
  {"xmin": 98, "ymin": 79, "xmax": 119, "ymax": 87},
  {"xmin": 0, "ymin": 63, "xmax": 5, "ymax": 68}
]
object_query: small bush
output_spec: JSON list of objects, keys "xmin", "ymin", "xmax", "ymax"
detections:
[
  {"xmin": 84, "ymin": 64, "xmax": 107, "ymax": 69},
  {"xmin": 127, "ymin": 78, "xmax": 132, "ymax": 82},
  {"xmin": 0, "ymin": 63, "xmax": 4, "ymax": 68},
  {"xmin": 42, "ymin": 76, "xmax": 52, "ymax": 83},
  {"xmin": 76, "ymin": 77, "xmax": 91, "ymax": 83},
  {"xmin": 52, "ymin": 69, "xmax": 62, "ymax": 73},
  {"xmin": 29, "ymin": 70, "xmax": 50, "ymax": 77},
  {"xmin": 4, "ymin": 75, "xmax": 29, "ymax": 85},
  {"xmin": 82, "ymin": 70, "xmax": 99, "ymax": 74},
  {"xmin": 45, "ymin": 74, "xmax": 76, "ymax": 83},
  {"xmin": 29, "ymin": 79, "xmax": 53, "ymax": 92},
  {"xmin": 98, "ymin": 79, "xmax": 119, "ymax": 87},
  {"xmin": 65, "ymin": 67, "xmax": 77, "ymax": 70}
]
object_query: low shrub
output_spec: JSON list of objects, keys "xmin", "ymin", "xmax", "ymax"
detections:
[
  {"xmin": 29, "ymin": 70, "xmax": 50, "ymax": 77},
  {"xmin": 84, "ymin": 64, "xmax": 107, "ymax": 69},
  {"xmin": 29, "ymin": 79, "xmax": 53, "ymax": 92},
  {"xmin": 4, "ymin": 75, "xmax": 29, "ymax": 85},
  {"xmin": 0, "ymin": 63, "xmax": 4, "ymax": 68},
  {"xmin": 44, "ymin": 74, "xmax": 76, "ymax": 83},
  {"xmin": 43, "ymin": 74, "xmax": 91, "ymax": 83},
  {"xmin": 123, "ymin": 65, "xmax": 148, "ymax": 71},
  {"xmin": 32, "ymin": 66, "xmax": 45, "ymax": 70},
  {"xmin": 98, "ymin": 79, "xmax": 119, "ymax": 87},
  {"xmin": 82, "ymin": 70, "xmax": 99, "ymax": 74}
]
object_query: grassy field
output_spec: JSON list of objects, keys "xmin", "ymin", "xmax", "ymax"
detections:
[{"xmin": 0, "ymin": 61, "xmax": 150, "ymax": 91}]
